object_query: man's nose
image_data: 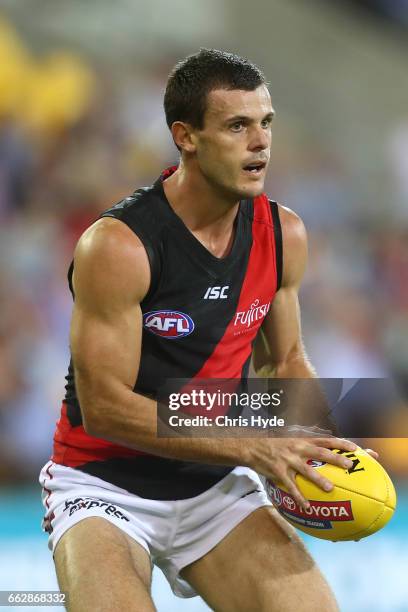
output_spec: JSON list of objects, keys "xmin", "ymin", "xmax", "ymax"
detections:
[{"xmin": 248, "ymin": 125, "xmax": 270, "ymax": 151}]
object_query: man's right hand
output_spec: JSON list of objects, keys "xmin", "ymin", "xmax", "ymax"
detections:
[{"xmin": 247, "ymin": 436, "xmax": 357, "ymax": 510}]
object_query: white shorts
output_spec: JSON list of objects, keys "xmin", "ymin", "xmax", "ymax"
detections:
[{"xmin": 39, "ymin": 461, "xmax": 271, "ymax": 598}]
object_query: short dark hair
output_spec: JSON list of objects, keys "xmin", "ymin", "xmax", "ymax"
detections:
[{"xmin": 164, "ymin": 48, "xmax": 266, "ymax": 131}]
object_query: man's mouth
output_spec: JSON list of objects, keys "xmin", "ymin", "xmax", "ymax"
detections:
[{"xmin": 242, "ymin": 161, "xmax": 267, "ymax": 176}]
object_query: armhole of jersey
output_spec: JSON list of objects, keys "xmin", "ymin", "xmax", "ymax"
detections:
[
  {"xmin": 67, "ymin": 260, "xmax": 75, "ymax": 298},
  {"xmin": 269, "ymin": 200, "xmax": 283, "ymax": 291},
  {"xmin": 139, "ymin": 237, "xmax": 160, "ymax": 306}
]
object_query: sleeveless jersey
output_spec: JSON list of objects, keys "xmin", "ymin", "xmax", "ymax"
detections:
[{"xmin": 52, "ymin": 167, "xmax": 283, "ymax": 500}]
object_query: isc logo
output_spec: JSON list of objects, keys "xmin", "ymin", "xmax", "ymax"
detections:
[
  {"xmin": 143, "ymin": 310, "xmax": 194, "ymax": 339},
  {"xmin": 203, "ymin": 286, "xmax": 229, "ymax": 299}
]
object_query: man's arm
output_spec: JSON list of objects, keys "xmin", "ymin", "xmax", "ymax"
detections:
[
  {"xmin": 253, "ymin": 204, "xmax": 315, "ymax": 378},
  {"xmin": 71, "ymin": 216, "xmax": 357, "ymax": 510},
  {"xmin": 253, "ymin": 205, "xmax": 339, "ymax": 431}
]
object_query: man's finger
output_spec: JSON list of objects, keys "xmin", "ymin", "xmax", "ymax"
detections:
[
  {"xmin": 282, "ymin": 475, "xmax": 311, "ymax": 512},
  {"xmin": 314, "ymin": 437, "xmax": 357, "ymax": 453},
  {"xmin": 297, "ymin": 462, "xmax": 334, "ymax": 493},
  {"xmin": 309, "ymin": 447, "xmax": 354, "ymax": 470}
]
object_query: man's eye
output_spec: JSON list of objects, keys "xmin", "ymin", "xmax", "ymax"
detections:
[
  {"xmin": 261, "ymin": 119, "xmax": 272, "ymax": 128},
  {"xmin": 231, "ymin": 122, "xmax": 244, "ymax": 132}
]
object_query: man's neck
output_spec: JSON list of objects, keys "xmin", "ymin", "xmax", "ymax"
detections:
[
  {"xmin": 162, "ymin": 161, "xmax": 241, "ymax": 259},
  {"xmin": 162, "ymin": 161, "xmax": 239, "ymax": 230}
]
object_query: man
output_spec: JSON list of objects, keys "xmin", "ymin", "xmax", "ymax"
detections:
[{"xmin": 40, "ymin": 49, "xmax": 369, "ymax": 611}]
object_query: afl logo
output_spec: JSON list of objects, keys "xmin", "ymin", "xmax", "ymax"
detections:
[{"xmin": 143, "ymin": 310, "xmax": 195, "ymax": 339}]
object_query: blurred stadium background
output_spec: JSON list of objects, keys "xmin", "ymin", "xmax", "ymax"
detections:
[{"xmin": 0, "ymin": 0, "xmax": 407, "ymax": 610}]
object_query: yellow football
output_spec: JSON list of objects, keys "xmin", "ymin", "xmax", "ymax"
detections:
[{"xmin": 265, "ymin": 448, "xmax": 397, "ymax": 541}]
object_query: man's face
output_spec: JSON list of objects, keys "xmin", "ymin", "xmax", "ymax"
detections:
[{"xmin": 191, "ymin": 85, "xmax": 274, "ymax": 200}]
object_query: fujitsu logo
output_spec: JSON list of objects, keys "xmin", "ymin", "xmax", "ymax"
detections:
[{"xmin": 234, "ymin": 299, "xmax": 271, "ymax": 328}]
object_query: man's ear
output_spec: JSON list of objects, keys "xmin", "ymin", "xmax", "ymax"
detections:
[{"xmin": 171, "ymin": 122, "xmax": 197, "ymax": 153}]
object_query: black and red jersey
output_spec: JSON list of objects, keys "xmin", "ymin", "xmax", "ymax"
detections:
[{"xmin": 52, "ymin": 167, "xmax": 282, "ymax": 499}]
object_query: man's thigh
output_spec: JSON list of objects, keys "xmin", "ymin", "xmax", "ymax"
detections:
[
  {"xmin": 181, "ymin": 506, "xmax": 338, "ymax": 612},
  {"xmin": 54, "ymin": 517, "xmax": 155, "ymax": 612}
]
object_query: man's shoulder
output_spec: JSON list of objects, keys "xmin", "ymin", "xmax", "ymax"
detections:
[
  {"xmin": 75, "ymin": 217, "xmax": 146, "ymax": 267},
  {"xmin": 72, "ymin": 217, "xmax": 151, "ymax": 302},
  {"xmin": 276, "ymin": 203, "xmax": 306, "ymax": 240}
]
